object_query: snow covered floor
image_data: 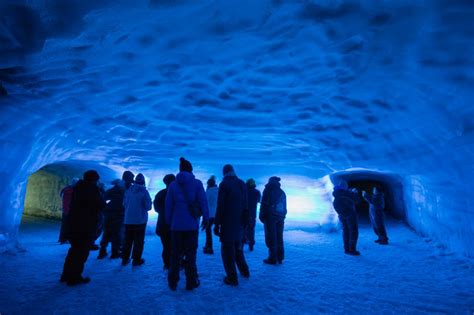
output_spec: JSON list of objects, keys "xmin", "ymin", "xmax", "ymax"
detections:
[{"xmin": 1, "ymin": 217, "xmax": 473, "ymax": 314}]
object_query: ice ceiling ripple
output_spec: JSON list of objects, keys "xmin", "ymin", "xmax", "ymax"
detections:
[{"xmin": 0, "ymin": 0, "xmax": 473, "ymax": 254}]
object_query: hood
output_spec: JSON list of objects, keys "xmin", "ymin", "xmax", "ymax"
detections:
[
  {"xmin": 176, "ymin": 171, "xmax": 196, "ymax": 184},
  {"xmin": 333, "ymin": 185, "xmax": 346, "ymax": 191},
  {"xmin": 130, "ymin": 184, "xmax": 147, "ymax": 193},
  {"xmin": 265, "ymin": 180, "xmax": 281, "ymax": 189}
]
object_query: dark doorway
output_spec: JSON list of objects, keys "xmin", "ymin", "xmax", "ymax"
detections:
[{"xmin": 331, "ymin": 169, "xmax": 406, "ymax": 221}]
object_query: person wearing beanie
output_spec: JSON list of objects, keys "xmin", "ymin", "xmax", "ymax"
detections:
[
  {"xmin": 203, "ymin": 175, "xmax": 218, "ymax": 254},
  {"xmin": 214, "ymin": 164, "xmax": 250, "ymax": 286},
  {"xmin": 165, "ymin": 157, "xmax": 209, "ymax": 291},
  {"xmin": 61, "ymin": 170, "xmax": 105, "ymax": 286},
  {"xmin": 259, "ymin": 176, "xmax": 287, "ymax": 265},
  {"xmin": 58, "ymin": 177, "xmax": 79, "ymax": 244},
  {"xmin": 122, "ymin": 173, "xmax": 152, "ymax": 266},
  {"xmin": 98, "ymin": 177, "xmax": 127, "ymax": 260},
  {"xmin": 242, "ymin": 178, "xmax": 261, "ymax": 251},
  {"xmin": 122, "ymin": 170, "xmax": 135, "ymax": 190},
  {"xmin": 332, "ymin": 180, "xmax": 362, "ymax": 256},
  {"xmin": 153, "ymin": 174, "xmax": 176, "ymax": 269}
]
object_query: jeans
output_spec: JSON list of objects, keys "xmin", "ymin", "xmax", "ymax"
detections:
[
  {"xmin": 168, "ymin": 231, "xmax": 199, "ymax": 286},
  {"xmin": 339, "ymin": 215, "xmax": 359, "ymax": 251},
  {"xmin": 264, "ymin": 215, "xmax": 285, "ymax": 262},
  {"xmin": 221, "ymin": 240, "xmax": 249, "ymax": 282},
  {"xmin": 122, "ymin": 224, "xmax": 146, "ymax": 262}
]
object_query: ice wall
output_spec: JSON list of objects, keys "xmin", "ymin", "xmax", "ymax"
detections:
[{"xmin": 0, "ymin": 0, "xmax": 473, "ymax": 255}]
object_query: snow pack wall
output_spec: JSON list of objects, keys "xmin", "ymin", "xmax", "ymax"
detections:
[{"xmin": 0, "ymin": 0, "xmax": 473, "ymax": 255}]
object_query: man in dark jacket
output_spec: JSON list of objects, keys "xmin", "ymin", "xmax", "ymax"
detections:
[
  {"xmin": 363, "ymin": 186, "xmax": 389, "ymax": 245},
  {"xmin": 98, "ymin": 179, "xmax": 125, "ymax": 259},
  {"xmin": 154, "ymin": 173, "xmax": 176, "ymax": 269},
  {"xmin": 332, "ymin": 180, "xmax": 361, "ymax": 256},
  {"xmin": 165, "ymin": 158, "xmax": 209, "ymax": 291},
  {"xmin": 60, "ymin": 170, "xmax": 105, "ymax": 286},
  {"xmin": 58, "ymin": 177, "xmax": 79, "ymax": 244},
  {"xmin": 259, "ymin": 176, "xmax": 287, "ymax": 265},
  {"xmin": 214, "ymin": 164, "xmax": 250, "ymax": 286},
  {"xmin": 243, "ymin": 178, "xmax": 261, "ymax": 251}
]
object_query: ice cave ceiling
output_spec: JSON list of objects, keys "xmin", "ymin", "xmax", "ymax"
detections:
[{"xmin": 0, "ymin": 0, "xmax": 471, "ymax": 177}]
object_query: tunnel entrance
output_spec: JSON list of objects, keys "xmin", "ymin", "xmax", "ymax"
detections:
[
  {"xmin": 22, "ymin": 161, "xmax": 119, "ymax": 221},
  {"xmin": 330, "ymin": 169, "xmax": 406, "ymax": 221}
]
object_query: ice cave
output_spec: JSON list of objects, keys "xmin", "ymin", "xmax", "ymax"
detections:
[{"xmin": 0, "ymin": 0, "xmax": 473, "ymax": 313}]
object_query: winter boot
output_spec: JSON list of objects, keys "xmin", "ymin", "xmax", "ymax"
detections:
[
  {"xmin": 344, "ymin": 250, "xmax": 361, "ymax": 256},
  {"xmin": 263, "ymin": 258, "xmax": 277, "ymax": 265},
  {"xmin": 132, "ymin": 258, "xmax": 145, "ymax": 266},
  {"xmin": 223, "ymin": 276, "xmax": 238, "ymax": 286},
  {"xmin": 110, "ymin": 250, "xmax": 121, "ymax": 259},
  {"xmin": 186, "ymin": 278, "xmax": 200, "ymax": 291},
  {"xmin": 97, "ymin": 247, "xmax": 107, "ymax": 259},
  {"xmin": 67, "ymin": 276, "xmax": 91, "ymax": 286}
]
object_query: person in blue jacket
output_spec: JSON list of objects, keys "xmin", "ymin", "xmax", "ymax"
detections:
[
  {"xmin": 259, "ymin": 176, "xmax": 287, "ymax": 265},
  {"xmin": 153, "ymin": 174, "xmax": 176, "ymax": 269},
  {"xmin": 165, "ymin": 157, "xmax": 209, "ymax": 291},
  {"xmin": 332, "ymin": 180, "xmax": 362, "ymax": 256},
  {"xmin": 243, "ymin": 178, "xmax": 261, "ymax": 251},
  {"xmin": 214, "ymin": 164, "xmax": 250, "ymax": 286},
  {"xmin": 121, "ymin": 173, "xmax": 152, "ymax": 266},
  {"xmin": 363, "ymin": 186, "xmax": 389, "ymax": 245}
]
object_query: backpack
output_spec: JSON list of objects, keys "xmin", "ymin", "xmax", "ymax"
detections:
[
  {"xmin": 270, "ymin": 191, "xmax": 285, "ymax": 216},
  {"xmin": 178, "ymin": 182, "xmax": 202, "ymax": 219}
]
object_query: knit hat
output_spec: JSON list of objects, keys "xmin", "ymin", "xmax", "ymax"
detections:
[
  {"xmin": 163, "ymin": 174, "xmax": 176, "ymax": 186},
  {"xmin": 207, "ymin": 175, "xmax": 216, "ymax": 187},
  {"xmin": 122, "ymin": 170, "xmax": 135, "ymax": 184},
  {"xmin": 84, "ymin": 170, "xmax": 100, "ymax": 182},
  {"xmin": 135, "ymin": 173, "xmax": 146, "ymax": 185},
  {"xmin": 246, "ymin": 178, "xmax": 256, "ymax": 188},
  {"xmin": 269, "ymin": 176, "xmax": 281, "ymax": 183},
  {"xmin": 222, "ymin": 164, "xmax": 234, "ymax": 176},
  {"xmin": 179, "ymin": 157, "xmax": 193, "ymax": 172}
]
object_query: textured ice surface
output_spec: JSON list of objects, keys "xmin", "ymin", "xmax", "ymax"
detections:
[
  {"xmin": 0, "ymin": 218, "xmax": 473, "ymax": 314},
  {"xmin": 0, "ymin": 1, "xmax": 473, "ymax": 254}
]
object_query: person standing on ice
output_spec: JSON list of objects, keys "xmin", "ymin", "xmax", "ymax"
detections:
[
  {"xmin": 153, "ymin": 173, "xmax": 176, "ymax": 269},
  {"xmin": 58, "ymin": 177, "xmax": 79, "ymax": 244},
  {"xmin": 165, "ymin": 157, "xmax": 209, "ymax": 291},
  {"xmin": 242, "ymin": 178, "xmax": 261, "ymax": 252},
  {"xmin": 98, "ymin": 177, "xmax": 129, "ymax": 259},
  {"xmin": 121, "ymin": 173, "xmax": 152, "ymax": 267},
  {"xmin": 363, "ymin": 186, "xmax": 389, "ymax": 245},
  {"xmin": 259, "ymin": 176, "xmax": 287, "ymax": 265},
  {"xmin": 60, "ymin": 170, "xmax": 105, "ymax": 286},
  {"xmin": 203, "ymin": 175, "xmax": 218, "ymax": 254},
  {"xmin": 214, "ymin": 164, "xmax": 250, "ymax": 286},
  {"xmin": 332, "ymin": 180, "xmax": 361, "ymax": 256}
]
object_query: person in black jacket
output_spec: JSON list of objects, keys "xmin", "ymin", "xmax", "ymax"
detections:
[
  {"xmin": 259, "ymin": 176, "xmax": 287, "ymax": 265},
  {"xmin": 242, "ymin": 178, "xmax": 261, "ymax": 251},
  {"xmin": 98, "ymin": 179, "xmax": 126, "ymax": 259},
  {"xmin": 332, "ymin": 180, "xmax": 361, "ymax": 256},
  {"xmin": 214, "ymin": 164, "xmax": 250, "ymax": 286},
  {"xmin": 154, "ymin": 174, "xmax": 176, "ymax": 269},
  {"xmin": 60, "ymin": 170, "xmax": 106, "ymax": 286},
  {"xmin": 363, "ymin": 186, "xmax": 389, "ymax": 245}
]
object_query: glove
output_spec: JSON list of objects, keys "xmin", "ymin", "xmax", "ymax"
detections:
[
  {"xmin": 200, "ymin": 220, "xmax": 209, "ymax": 231},
  {"xmin": 213, "ymin": 225, "xmax": 221, "ymax": 236}
]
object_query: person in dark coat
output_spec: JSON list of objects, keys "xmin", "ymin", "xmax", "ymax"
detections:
[
  {"xmin": 363, "ymin": 186, "xmax": 389, "ymax": 245},
  {"xmin": 58, "ymin": 177, "xmax": 79, "ymax": 244},
  {"xmin": 60, "ymin": 170, "xmax": 105, "ymax": 286},
  {"xmin": 332, "ymin": 180, "xmax": 361, "ymax": 256},
  {"xmin": 121, "ymin": 173, "xmax": 152, "ymax": 267},
  {"xmin": 214, "ymin": 164, "xmax": 250, "ymax": 286},
  {"xmin": 154, "ymin": 173, "xmax": 176, "ymax": 269},
  {"xmin": 165, "ymin": 157, "xmax": 209, "ymax": 291},
  {"xmin": 98, "ymin": 179, "xmax": 126, "ymax": 259},
  {"xmin": 203, "ymin": 175, "xmax": 218, "ymax": 254},
  {"xmin": 259, "ymin": 176, "xmax": 287, "ymax": 265},
  {"xmin": 242, "ymin": 178, "xmax": 261, "ymax": 251}
]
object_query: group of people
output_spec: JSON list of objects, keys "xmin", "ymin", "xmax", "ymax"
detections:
[
  {"xmin": 58, "ymin": 157, "xmax": 288, "ymax": 289},
  {"xmin": 332, "ymin": 180, "xmax": 389, "ymax": 256}
]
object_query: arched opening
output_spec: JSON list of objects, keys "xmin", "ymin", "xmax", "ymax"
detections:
[
  {"xmin": 22, "ymin": 161, "xmax": 119, "ymax": 222},
  {"xmin": 330, "ymin": 169, "xmax": 406, "ymax": 222}
]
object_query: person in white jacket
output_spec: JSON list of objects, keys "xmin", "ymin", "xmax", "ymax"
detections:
[
  {"xmin": 203, "ymin": 176, "xmax": 218, "ymax": 254},
  {"xmin": 122, "ymin": 173, "xmax": 152, "ymax": 266}
]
